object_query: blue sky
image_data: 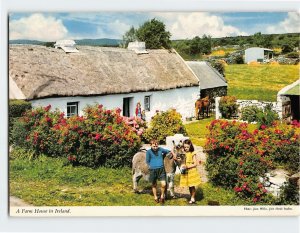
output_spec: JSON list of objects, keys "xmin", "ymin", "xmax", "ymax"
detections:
[{"xmin": 9, "ymin": 12, "xmax": 299, "ymax": 41}]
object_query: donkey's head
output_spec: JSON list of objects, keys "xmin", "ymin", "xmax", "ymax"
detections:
[{"xmin": 172, "ymin": 140, "xmax": 186, "ymax": 168}]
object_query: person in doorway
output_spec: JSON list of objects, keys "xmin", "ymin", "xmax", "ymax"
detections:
[
  {"xmin": 135, "ymin": 102, "xmax": 142, "ymax": 118},
  {"xmin": 141, "ymin": 110, "xmax": 146, "ymax": 121},
  {"xmin": 179, "ymin": 139, "xmax": 201, "ymax": 204}
]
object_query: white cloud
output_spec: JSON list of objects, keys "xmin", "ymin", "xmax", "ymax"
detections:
[
  {"xmin": 153, "ymin": 12, "xmax": 247, "ymax": 39},
  {"xmin": 97, "ymin": 20, "xmax": 131, "ymax": 39},
  {"xmin": 10, "ymin": 14, "xmax": 68, "ymax": 41},
  {"xmin": 267, "ymin": 12, "xmax": 300, "ymax": 34}
]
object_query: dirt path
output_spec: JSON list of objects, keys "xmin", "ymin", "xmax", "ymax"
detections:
[{"xmin": 10, "ymin": 196, "xmax": 32, "ymax": 207}]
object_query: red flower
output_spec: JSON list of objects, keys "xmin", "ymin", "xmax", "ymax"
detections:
[
  {"xmin": 44, "ymin": 104, "xmax": 51, "ymax": 112},
  {"xmin": 260, "ymin": 125, "xmax": 267, "ymax": 130},
  {"xmin": 94, "ymin": 133, "xmax": 101, "ymax": 141},
  {"xmin": 116, "ymin": 108, "xmax": 122, "ymax": 114}
]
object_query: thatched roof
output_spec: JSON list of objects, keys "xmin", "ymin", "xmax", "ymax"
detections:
[
  {"xmin": 186, "ymin": 61, "xmax": 227, "ymax": 90},
  {"xmin": 9, "ymin": 45, "xmax": 199, "ymax": 100}
]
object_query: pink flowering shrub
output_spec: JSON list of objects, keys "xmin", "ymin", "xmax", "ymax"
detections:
[
  {"xmin": 205, "ymin": 119, "xmax": 300, "ymax": 202},
  {"xmin": 11, "ymin": 104, "xmax": 142, "ymax": 168}
]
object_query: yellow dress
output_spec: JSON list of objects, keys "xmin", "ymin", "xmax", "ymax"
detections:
[{"xmin": 179, "ymin": 152, "xmax": 201, "ymax": 187}]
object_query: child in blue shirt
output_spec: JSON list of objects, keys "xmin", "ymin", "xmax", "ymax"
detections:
[{"xmin": 146, "ymin": 139, "xmax": 174, "ymax": 204}]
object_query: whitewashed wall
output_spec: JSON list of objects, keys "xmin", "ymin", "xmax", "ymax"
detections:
[
  {"xmin": 245, "ymin": 48, "xmax": 264, "ymax": 63},
  {"xmin": 30, "ymin": 86, "xmax": 200, "ymax": 121}
]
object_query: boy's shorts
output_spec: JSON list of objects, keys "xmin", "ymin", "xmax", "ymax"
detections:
[{"xmin": 149, "ymin": 167, "xmax": 166, "ymax": 184}]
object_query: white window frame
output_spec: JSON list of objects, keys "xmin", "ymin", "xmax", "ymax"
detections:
[
  {"xmin": 144, "ymin": 96, "xmax": 151, "ymax": 111},
  {"xmin": 67, "ymin": 102, "xmax": 79, "ymax": 118}
]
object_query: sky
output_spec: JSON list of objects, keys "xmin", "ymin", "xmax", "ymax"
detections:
[{"xmin": 9, "ymin": 12, "xmax": 300, "ymax": 41}]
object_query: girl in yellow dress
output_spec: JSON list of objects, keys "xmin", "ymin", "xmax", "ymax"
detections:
[{"xmin": 179, "ymin": 139, "xmax": 201, "ymax": 204}]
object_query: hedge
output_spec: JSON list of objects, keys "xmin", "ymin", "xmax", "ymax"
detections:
[
  {"xmin": 11, "ymin": 104, "xmax": 143, "ymax": 168},
  {"xmin": 205, "ymin": 119, "xmax": 300, "ymax": 203},
  {"xmin": 9, "ymin": 99, "xmax": 32, "ymax": 141}
]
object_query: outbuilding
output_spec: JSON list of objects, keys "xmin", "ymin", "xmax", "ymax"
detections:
[
  {"xmin": 245, "ymin": 47, "xmax": 274, "ymax": 63},
  {"xmin": 186, "ymin": 61, "xmax": 227, "ymax": 99},
  {"xmin": 277, "ymin": 80, "xmax": 300, "ymax": 122}
]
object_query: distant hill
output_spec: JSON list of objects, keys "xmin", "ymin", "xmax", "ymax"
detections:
[
  {"xmin": 75, "ymin": 38, "xmax": 121, "ymax": 46},
  {"xmin": 9, "ymin": 38, "xmax": 122, "ymax": 47},
  {"xmin": 9, "ymin": 40, "xmax": 44, "ymax": 45}
]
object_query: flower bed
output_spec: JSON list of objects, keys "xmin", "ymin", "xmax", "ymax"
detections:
[
  {"xmin": 11, "ymin": 104, "xmax": 143, "ymax": 168},
  {"xmin": 204, "ymin": 119, "xmax": 300, "ymax": 202}
]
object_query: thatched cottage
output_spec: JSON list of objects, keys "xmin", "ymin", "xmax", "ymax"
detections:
[{"xmin": 9, "ymin": 44, "xmax": 200, "ymax": 121}]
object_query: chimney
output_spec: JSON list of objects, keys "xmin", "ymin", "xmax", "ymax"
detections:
[{"xmin": 127, "ymin": 41, "xmax": 148, "ymax": 54}]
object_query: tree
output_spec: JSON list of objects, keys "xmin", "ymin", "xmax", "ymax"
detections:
[
  {"xmin": 135, "ymin": 18, "xmax": 171, "ymax": 49},
  {"xmin": 200, "ymin": 34, "xmax": 212, "ymax": 54},
  {"xmin": 281, "ymin": 44, "xmax": 294, "ymax": 54},
  {"xmin": 190, "ymin": 36, "xmax": 201, "ymax": 55},
  {"xmin": 120, "ymin": 26, "xmax": 137, "ymax": 48}
]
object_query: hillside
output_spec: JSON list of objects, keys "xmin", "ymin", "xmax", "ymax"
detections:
[{"xmin": 225, "ymin": 64, "xmax": 299, "ymax": 102}]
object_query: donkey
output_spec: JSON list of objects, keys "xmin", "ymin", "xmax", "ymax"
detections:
[{"xmin": 132, "ymin": 141, "xmax": 186, "ymax": 198}]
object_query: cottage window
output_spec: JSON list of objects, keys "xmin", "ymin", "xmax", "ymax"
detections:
[
  {"xmin": 67, "ymin": 102, "xmax": 78, "ymax": 117},
  {"xmin": 144, "ymin": 96, "xmax": 151, "ymax": 111}
]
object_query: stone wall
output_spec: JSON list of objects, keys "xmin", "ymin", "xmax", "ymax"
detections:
[{"xmin": 215, "ymin": 97, "xmax": 282, "ymax": 120}]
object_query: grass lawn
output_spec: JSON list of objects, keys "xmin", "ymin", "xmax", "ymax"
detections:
[
  {"xmin": 225, "ymin": 64, "xmax": 299, "ymax": 102},
  {"xmin": 10, "ymin": 154, "xmax": 262, "ymax": 206},
  {"xmin": 185, "ymin": 117, "xmax": 213, "ymax": 147}
]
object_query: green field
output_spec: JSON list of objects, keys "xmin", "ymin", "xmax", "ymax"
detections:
[
  {"xmin": 225, "ymin": 64, "xmax": 299, "ymax": 101},
  {"xmin": 10, "ymin": 153, "xmax": 265, "ymax": 206}
]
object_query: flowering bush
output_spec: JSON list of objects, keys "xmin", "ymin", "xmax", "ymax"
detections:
[
  {"xmin": 11, "ymin": 104, "xmax": 142, "ymax": 168},
  {"xmin": 205, "ymin": 119, "xmax": 300, "ymax": 202},
  {"xmin": 143, "ymin": 109, "xmax": 187, "ymax": 144},
  {"xmin": 219, "ymin": 96, "xmax": 239, "ymax": 119}
]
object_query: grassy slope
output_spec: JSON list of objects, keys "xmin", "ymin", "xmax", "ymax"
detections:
[
  {"xmin": 10, "ymin": 155, "xmax": 258, "ymax": 206},
  {"xmin": 185, "ymin": 118, "xmax": 213, "ymax": 147},
  {"xmin": 225, "ymin": 64, "xmax": 299, "ymax": 102}
]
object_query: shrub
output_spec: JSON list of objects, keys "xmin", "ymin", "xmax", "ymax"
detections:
[
  {"xmin": 9, "ymin": 99, "xmax": 32, "ymax": 141},
  {"xmin": 285, "ymin": 52, "xmax": 299, "ymax": 59},
  {"xmin": 219, "ymin": 96, "xmax": 239, "ymax": 119},
  {"xmin": 11, "ymin": 104, "xmax": 143, "ymax": 168},
  {"xmin": 143, "ymin": 109, "xmax": 187, "ymax": 144},
  {"xmin": 275, "ymin": 180, "xmax": 299, "ymax": 205},
  {"xmin": 205, "ymin": 119, "xmax": 299, "ymax": 202},
  {"xmin": 281, "ymin": 44, "xmax": 294, "ymax": 54},
  {"xmin": 211, "ymin": 60, "xmax": 225, "ymax": 77},
  {"xmin": 234, "ymin": 54, "xmax": 244, "ymax": 64},
  {"xmin": 241, "ymin": 105, "xmax": 263, "ymax": 123},
  {"xmin": 256, "ymin": 104, "xmax": 279, "ymax": 128}
]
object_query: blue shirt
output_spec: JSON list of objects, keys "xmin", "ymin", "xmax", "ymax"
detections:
[{"xmin": 146, "ymin": 147, "xmax": 170, "ymax": 169}]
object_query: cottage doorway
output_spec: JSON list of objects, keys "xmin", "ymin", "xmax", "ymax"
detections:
[
  {"xmin": 123, "ymin": 97, "xmax": 133, "ymax": 117},
  {"xmin": 290, "ymin": 96, "xmax": 300, "ymax": 121}
]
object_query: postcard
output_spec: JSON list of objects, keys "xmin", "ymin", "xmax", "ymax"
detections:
[{"xmin": 8, "ymin": 11, "xmax": 300, "ymax": 217}]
